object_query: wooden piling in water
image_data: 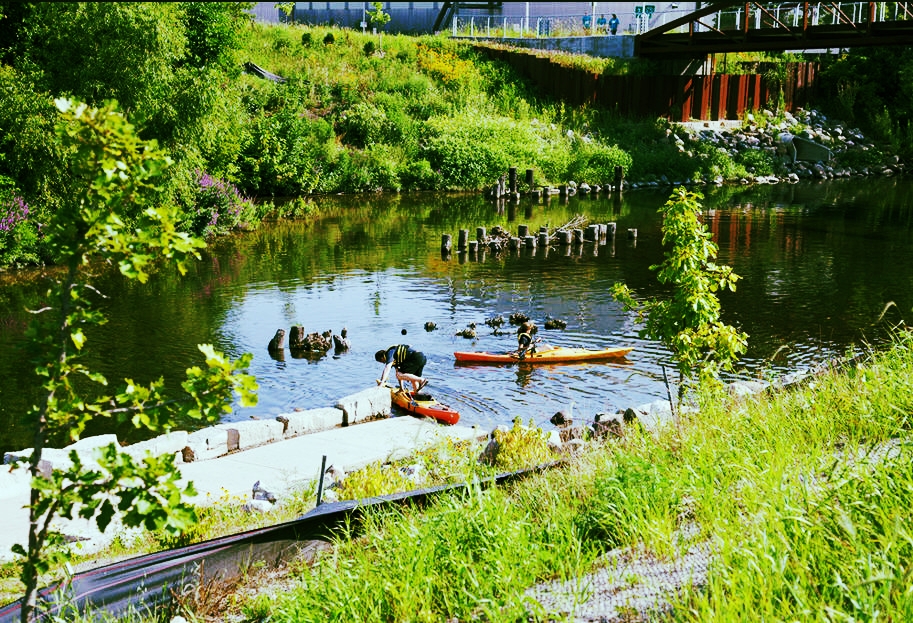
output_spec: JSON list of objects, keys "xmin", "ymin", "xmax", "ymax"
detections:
[
  {"xmin": 441, "ymin": 234, "xmax": 452, "ymax": 254},
  {"xmin": 509, "ymin": 167, "xmax": 517, "ymax": 195},
  {"xmin": 584, "ymin": 225, "xmax": 598, "ymax": 242},
  {"xmin": 458, "ymin": 229, "xmax": 468, "ymax": 251},
  {"xmin": 557, "ymin": 230, "xmax": 572, "ymax": 246},
  {"xmin": 518, "ymin": 224, "xmax": 529, "ymax": 238}
]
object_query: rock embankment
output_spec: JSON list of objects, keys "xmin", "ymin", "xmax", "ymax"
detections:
[{"xmin": 660, "ymin": 108, "xmax": 904, "ymax": 187}]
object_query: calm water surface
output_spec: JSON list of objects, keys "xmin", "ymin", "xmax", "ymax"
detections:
[{"xmin": 2, "ymin": 178, "xmax": 912, "ymax": 454}]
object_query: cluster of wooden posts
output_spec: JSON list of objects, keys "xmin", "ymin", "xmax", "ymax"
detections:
[
  {"xmin": 486, "ymin": 165, "xmax": 625, "ymax": 201},
  {"xmin": 441, "ymin": 221, "xmax": 637, "ymax": 258}
]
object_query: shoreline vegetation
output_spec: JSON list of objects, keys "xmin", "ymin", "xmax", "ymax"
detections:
[
  {"xmin": 1, "ymin": 5, "xmax": 912, "ymax": 620},
  {"xmin": 2, "ymin": 333, "xmax": 911, "ymax": 620},
  {"xmin": 0, "ymin": 7, "xmax": 908, "ymax": 270}
]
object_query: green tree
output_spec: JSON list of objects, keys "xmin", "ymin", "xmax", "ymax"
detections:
[
  {"xmin": 366, "ymin": 1, "xmax": 391, "ymax": 53},
  {"xmin": 14, "ymin": 99, "xmax": 258, "ymax": 623},
  {"xmin": 611, "ymin": 187, "xmax": 748, "ymax": 390}
]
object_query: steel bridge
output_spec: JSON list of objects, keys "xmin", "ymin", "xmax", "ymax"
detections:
[{"xmin": 636, "ymin": 2, "xmax": 913, "ymax": 57}]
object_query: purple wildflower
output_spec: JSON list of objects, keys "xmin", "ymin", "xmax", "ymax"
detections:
[{"xmin": 0, "ymin": 197, "xmax": 29, "ymax": 232}]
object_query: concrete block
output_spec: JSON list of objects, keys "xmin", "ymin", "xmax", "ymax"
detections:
[
  {"xmin": 122, "ymin": 431, "xmax": 189, "ymax": 462},
  {"xmin": 0, "ymin": 468, "xmax": 31, "ymax": 501},
  {"xmin": 215, "ymin": 420, "xmax": 284, "ymax": 451},
  {"xmin": 335, "ymin": 386, "xmax": 391, "ymax": 426},
  {"xmin": 64, "ymin": 434, "xmax": 119, "ymax": 453},
  {"xmin": 277, "ymin": 407, "xmax": 344, "ymax": 436},
  {"xmin": 183, "ymin": 427, "xmax": 230, "ymax": 462}
]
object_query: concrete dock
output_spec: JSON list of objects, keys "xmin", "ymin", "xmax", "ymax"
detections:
[{"xmin": 0, "ymin": 385, "xmax": 486, "ymax": 563}]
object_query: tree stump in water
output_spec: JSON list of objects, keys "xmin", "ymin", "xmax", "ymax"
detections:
[{"xmin": 268, "ymin": 328, "xmax": 286, "ymax": 353}]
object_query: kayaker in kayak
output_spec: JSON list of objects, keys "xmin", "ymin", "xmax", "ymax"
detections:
[
  {"xmin": 516, "ymin": 321, "xmax": 540, "ymax": 360},
  {"xmin": 375, "ymin": 344, "xmax": 429, "ymax": 392}
]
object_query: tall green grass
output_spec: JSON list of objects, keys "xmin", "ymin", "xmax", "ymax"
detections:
[{"xmin": 251, "ymin": 332, "xmax": 913, "ymax": 622}]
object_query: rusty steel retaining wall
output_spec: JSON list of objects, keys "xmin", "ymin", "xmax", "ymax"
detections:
[{"xmin": 477, "ymin": 46, "xmax": 820, "ymax": 121}]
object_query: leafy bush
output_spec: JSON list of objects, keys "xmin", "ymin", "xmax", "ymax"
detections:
[
  {"xmin": 182, "ymin": 170, "xmax": 259, "ymax": 238},
  {"xmin": 736, "ymin": 148, "xmax": 777, "ymax": 176},
  {"xmin": 238, "ymin": 108, "xmax": 341, "ymax": 196},
  {"xmin": 323, "ymin": 32, "xmax": 335, "ymax": 45},
  {"xmin": 567, "ymin": 140, "xmax": 633, "ymax": 185},
  {"xmin": 0, "ymin": 192, "xmax": 41, "ymax": 267},
  {"xmin": 343, "ymin": 145, "xmax": 401, "ymax": 192},
  {"xmin": 421, "ymin": 114, "xmax": 539, "ymax": 189},
  {"xmin": 339, "ymin": 101, "xmax": 389, "ymax": 148},
  {"xmin": 363, "ymin": 40, "xmax": 376, "ymax": 56},
  {"xmin": 399, "ymin": 159, "xmax": 442, "ymax": 191}
]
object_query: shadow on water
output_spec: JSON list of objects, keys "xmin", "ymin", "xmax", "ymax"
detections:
[{"xmin": 2, "ymin": 179, "xmax": 913, "ymax": 454}]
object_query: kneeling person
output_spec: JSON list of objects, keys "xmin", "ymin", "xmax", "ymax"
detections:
[{"xmin": 375, "ymin": 344, "xmax": 428, "ymax": 392}]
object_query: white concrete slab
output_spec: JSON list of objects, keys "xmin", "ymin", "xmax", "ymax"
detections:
[{"xmin": 0, "ymin": 417, "xmax": 485, "ymax": 563}]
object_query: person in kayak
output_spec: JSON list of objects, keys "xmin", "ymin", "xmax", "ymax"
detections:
[
  {"xmin": 375, "ymin": 344, "xmax": 428, "ymax": 392},
  {"xmin": 516, "ymin": 321, "xmax": 539, "ymax": 359}
]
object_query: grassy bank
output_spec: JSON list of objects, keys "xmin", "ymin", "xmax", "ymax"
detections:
[
  {"xmin": 2, "ymin": 332, "xmax": 910, "ymax": 620},
  {"xmin": 233, "ymin": 332, "xmax": 913, "ymax": 622}
]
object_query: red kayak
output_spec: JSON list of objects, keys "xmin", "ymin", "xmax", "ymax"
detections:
[
  {"xmin": 454, "ymin": 345, "xmax": 633, "ymax": 364},
  {"xmin": 389, "ymin": 386, "xmax": 460, "ymax": 425}
]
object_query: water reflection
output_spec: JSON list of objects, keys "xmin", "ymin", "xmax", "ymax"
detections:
[{"xmin": 1, "ymin": 179, "xmax": 912, "ymax": 454}]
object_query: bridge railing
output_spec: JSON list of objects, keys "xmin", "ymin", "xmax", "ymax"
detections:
[{"xmin": 450, "ymin": 3, "xmax": 912, "ymax": 39}]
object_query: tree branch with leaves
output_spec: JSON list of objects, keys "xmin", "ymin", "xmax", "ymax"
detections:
[
  {"xmin": 15, "ymin": 98, "xmax": 258, "ymax": 623},
  {"xmin": 612, "ymin": 187, "xmax": 748, "ymax": 396}
]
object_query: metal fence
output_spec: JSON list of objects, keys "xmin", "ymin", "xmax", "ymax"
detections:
[{"xmin": 450, "ymin": 3, "xmax": 913, "ymax": 39}]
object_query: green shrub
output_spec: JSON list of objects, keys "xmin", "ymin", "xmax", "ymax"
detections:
[
  {"xmin": 339, "ymin": 101, "xmax": 388, "ymax": 148},
  {"xmin": 363, "ymin": 40, "xmax": 376, "ymax": 56},
  {"xmin": 238, "ymin": 108, "xmax": 341, "ymax": 195},
  {"xmin": 323, "ymin": 32, "xmax": 335, "ymax": 45},
  {"xmin": 301, "ymin": 31, "xmax": 312, "ymax": 47},
  {"xmin": 399, "ymin": 159, "xmax": 442, "ymax": 191},
  {"xmin": 421, "ymin": 114, "xmax": 539, "ymax": 189},
  {"xmin": 736, "ymin": 148, "xmax": 777, "ymax": 176},
  {"xmin": 567, "ymin": 140, "xmax": 633, "ymax": 185},
  {"xmin": 0, "ymin": 192, "xmax": 41, "ymax": 267},
  {"xmin": 344, "ymin": 145, "xmax": 401, "ymax": 192},
  {"xmin": 181, "ymin": 170, "xmax": 260, "ymax": 238}
]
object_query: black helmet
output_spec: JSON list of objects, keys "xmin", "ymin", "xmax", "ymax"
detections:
[{"xmin": 374, "ymin": 349, "xmax": 387, "ymax": 363}]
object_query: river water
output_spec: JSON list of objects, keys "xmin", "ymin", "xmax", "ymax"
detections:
[{"xmin": 2, "ymin": 178, "xmax": 911, "ymax": 455}]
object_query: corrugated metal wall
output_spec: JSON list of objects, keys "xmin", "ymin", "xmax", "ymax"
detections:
[{"xmin": 480, "ymin": 47, "xmax": 819, "ymax": 120}]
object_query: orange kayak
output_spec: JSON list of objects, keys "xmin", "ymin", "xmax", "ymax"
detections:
[
  {"xmin": 454, "ymin": 345, "xmax": 633, "ymax": 364},
  {"xmin": 389, "ymin": 386, "xmax": 460, "ymax": 425}
]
